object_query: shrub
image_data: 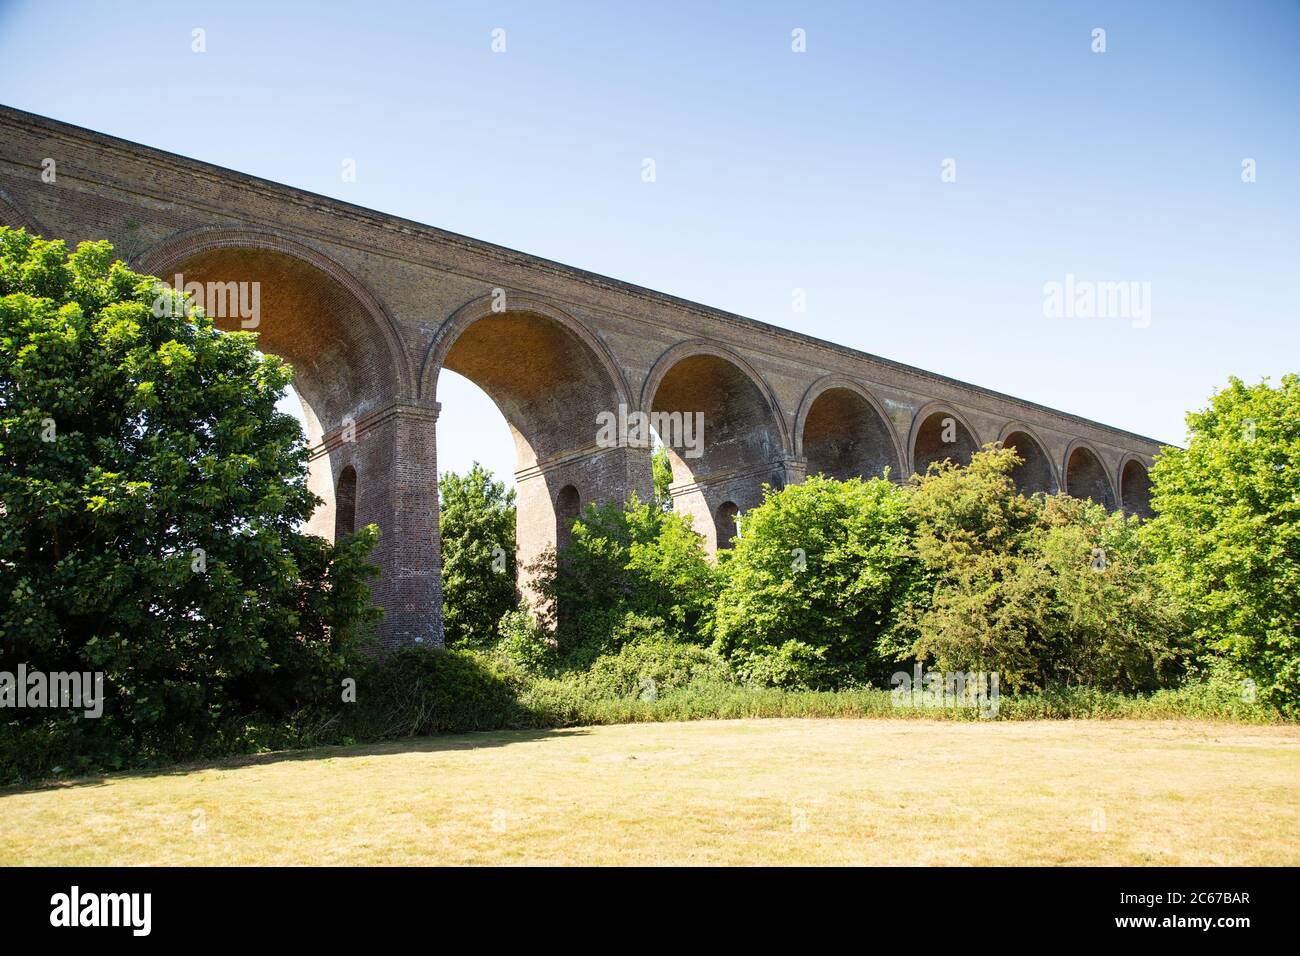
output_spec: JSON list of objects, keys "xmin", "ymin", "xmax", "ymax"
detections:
[
  {"xmin": 495, "ymin": 605, "xmax": 556, "ymax": 673},
  {"xmin": 651, "ymin": 445, "xmax": 673, "ymax": 511},
  {"xmin": 893, "ymin": 446, "xmax": 1185, "ymax": 692},
  {"xmin": 1145, "ymin": 375, "xmax": 1300, "ymax": 716},
  {"xmin": 582, "ymin": 634, "xmax": 733, "ymax": 700},
  {"xmin": 536, "ymin": 493, "xmax": 716, "ymax": 666},
  {"xmin": 348, "ymin": 647, "xmax": 526, "ymax": 739},
  {"xmin": 1033, "ymin": 495, "xmax": 1186, "ymax": 690},
  {"xmin": 883, "ymin": 447, "xmax": 1045, "ymax": 687},
  {"xmin": 712, "ymin": 475, "xmax": 921, "ymax": 689}
]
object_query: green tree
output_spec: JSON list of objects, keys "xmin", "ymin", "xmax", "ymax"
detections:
[
  {"xmin": 536, "ymin": 493, "xmax": 716, "ymax": 667},
  {"xmin": 1145, "ymin": 375, "xmax": 1300, "ymax": 714},
  {"xmin": 893, "ymin": 446, "xmax": 1184, "ymax": 691},
  {"xmin": 1034, "ymin": 495, "xmax": 1185, "ymax": 690},
  {"xmin": 888, "ymin": 446, "xmax": 1046, "ymax": 688},
  {"xmin": 438, "ymin": 463, "xmax": 517, "ymax": 647},
  {"xmin": 712, "ymin": 476, "xmax": 921, "ymax": 689},
  {"xmin": 651, "ymin": 445, "xmax": 673, "ymax": 511},
  {"xmin": 0, "ymin": 228, "xmax": 380, "ymax": 770}
]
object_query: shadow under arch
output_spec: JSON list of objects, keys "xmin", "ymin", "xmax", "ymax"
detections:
[
  {"xmin": 138, "ymin": 226, "xmax": 414, "ymax": 401},
  {"xmin": 641, "ymin": 339, "xmax": 791, "ymax": 552},
  {"xmin": 998, "ymin": 422, "xmax": 1060, "ymax": 495},
  {"xmin": 138, "ymin": 226, "xmax": 412, "ymax": 542},
  {"xmin": 1063, "ymin": 440, "xmax": 1117, "ymax": 509},
  {"xmin": 908, "ymin": 402, "xmax": 981, "ymax": 476},
  {"xmin": 794, "ymin": 375, "xmax": 904, "ymax": 481},
  {"xmin": 1118, "ymin": 454, "xmax": 1153, "ymax": 518}
]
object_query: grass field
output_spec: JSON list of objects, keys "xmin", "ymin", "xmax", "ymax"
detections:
[{"xmin": 2, "ymin": 718, "xmax": 1297, "ymax": 866}]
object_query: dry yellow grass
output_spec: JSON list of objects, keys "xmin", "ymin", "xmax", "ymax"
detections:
[{"xmin": 2, "ymin": 718, "xmax": 1298, "ymax": 865}]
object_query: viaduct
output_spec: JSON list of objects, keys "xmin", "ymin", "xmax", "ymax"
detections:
[{"xmin": 0, "ymin": 106, "xmax": 1165, "ymax": 648}]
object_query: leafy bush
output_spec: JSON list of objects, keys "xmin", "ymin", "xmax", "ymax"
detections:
[
  {"xmin": 494, "ymin": 604, "xmax": 556, "ymax": 673},
  {"xmin": 536, "ymin": 493, "xmax": 716, "ymax": 666},
  {"xmin": 712, "ymin": 476, "xmax": 920, "ymax": 689},
  {"xmin": 347, "ymin": 646, "xmax": 526, "ymax": 739},
  {"xmin": 651, "ymin": 445, "xmax": 673, "ymax": 511},
  {"xmin": 892, "ymin": 446, "xmax": 1185, "ymax": 692},
  {"xmin": 1145, "ymin": 375, "xmax": 1300, "ymax": 715},
  {"xmin": 438, "ymin": 463, "xmax": 517, "ymax": 647},
  {"xmin": 581, "ymin": 634, "xmax": 733, "ymax": 700},
  {"xmin": 0, "ymin": 228, "xmax": 380, "ymax": 777},
  {"xmin": 1033, "ymin": 495, "xmax": 1187, "ymax": 689}
]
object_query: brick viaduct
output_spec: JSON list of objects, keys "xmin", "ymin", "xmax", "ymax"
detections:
[{"xmin": 0, "ymin": 106, "xmax": 1164, "ymax": 648}]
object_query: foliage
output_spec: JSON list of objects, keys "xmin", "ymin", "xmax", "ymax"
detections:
[
  {"xmin": 438, "ymin": 463, "xmax": 517, "ymax": 647},
  {"xmin": 580, "ymin": 634, "xmax": 732, "ymax": 700},
  {"xmin": 892, "ymin": 446, "xmax": 1185, "ymax": 691},
  {"xmin": 711, "ymin": 476, "xmax": 921, "ymax": 689},
  {"xmin": 651, "ymin": 445, "xmax": 673, "ymax": 511},
  {"xmin": 890, "ymin": 447, "xmax": 1052, "ymax": 688},
  {"xmin": 494, "ymin": 604, "xmax": 556, "ymax": 673},
  {"xmin": 1033, "ymin": 495, "xmax": 1187, "ymax": 688},
  {"xmin": 1145, "ymin": 375, "xmax": 1300, "ymax": 715},
  {"xmin": 0, "ymin": 227, "xmax": 380, "ymax": 776},
  {"xmin": 535, "ymin": 493, "xmax": 716, "ymax": 666},
  {"xmin": 344, "ymin": 646, "xmax": 527, "ymax": 739},
  {"xmin": 517, "ymin": 672, "xmax": 1281, "ymax": 730}
]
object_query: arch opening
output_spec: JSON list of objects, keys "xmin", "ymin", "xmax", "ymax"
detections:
[
  {"xmin": 1120, "ymin": 459, "xmax": 1153, "ymax": 518},
  {"xmin": 156, "ymin": 247, "xmax": 398, "ymax": 430},
  {"xmin": 647, "ymin": 351, "xmax": 786, "ymax": 552},
  {"xmin": 1002, "ymin": 430, "xmax": 1056, "ymax": 496},
  {"xmin": 435, "ymin": 308, "xmax": 638, "ymax": 603},
  {"xmin": 152, "ymin": 245, "xmax": 400, "ymax": 544},
  {"xmin": 716, "ymin": 501, "xmax": 740, "ymax": 550},
  {"xmin": 335, "ymin": 466, "xmax": 358, "ymax": 538},
  {"xmin": 555, "ymin": 484, "xmax": 581, "ymax": 554},
  {"xmin": 802, "ymin": 387, "xmax": 901, "ymax": 481},
  {"xmin": 439, "ymin": 310, "xmax": 624, "ymax": 470},
  {"xmin": 1065, "ymin": 446, "xmax": 1116, "ymax": 509},
  {"xmin": 912, "ymin": 410, "xmax": 977, "ymax": 475}
]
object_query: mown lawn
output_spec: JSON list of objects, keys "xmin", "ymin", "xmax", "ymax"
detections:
[{"xmin": 2, "ymin": 718, "xmax": 1297, "ymax": 865}]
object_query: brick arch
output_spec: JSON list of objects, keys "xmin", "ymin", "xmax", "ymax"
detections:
[
  {"xmin": 642, "ymin": 339, "xmax": 790, "ymax": 552},
  {"xmin": 425, "ymin": 291, "xmax": 645, "ymax": 611},
  {"xmin": 139, "ymin": 226, "xmax": 414, "ymax": 401},
  {"xmin": 126, "ymin": 224, "xmax": 448, "ymax": 646},
  {"xmin": 1063, "ymin": 439, "xmax": 1117, "ymax": 509},
  {"xmin": 639, "ymin": 339, "xmax": 791, "ymax": 455},
  {"xmin": 908, "ymin": 402, "xmax": 982, "ymax": 475},
  {"xmin": 0, "ymin": 188, "xmax": 47, "ymax": 235},
  {"xmin": 421, "ymin": 290, "xmax": 632, "ymax": 411},
  {"xmin": 997, "ymin": 421, "xmax": 1061, "ymax": 494},
  {"xmin": 794, "ymin": 375, "xmax": 904, "ymax": 480},
  {"xmin": 1117, "ymin": 453, "xmax": 1154, "ymax": 518}
]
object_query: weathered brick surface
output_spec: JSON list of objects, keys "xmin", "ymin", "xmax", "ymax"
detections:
[{"xmin": 0, "ymin": 106, "xmax": 1166, "ymax": 647}]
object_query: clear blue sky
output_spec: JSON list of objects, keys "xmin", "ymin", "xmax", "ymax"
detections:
[{"xmin": 2, "ymin": 0, "xmax": 1296, "ymax": 484}]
